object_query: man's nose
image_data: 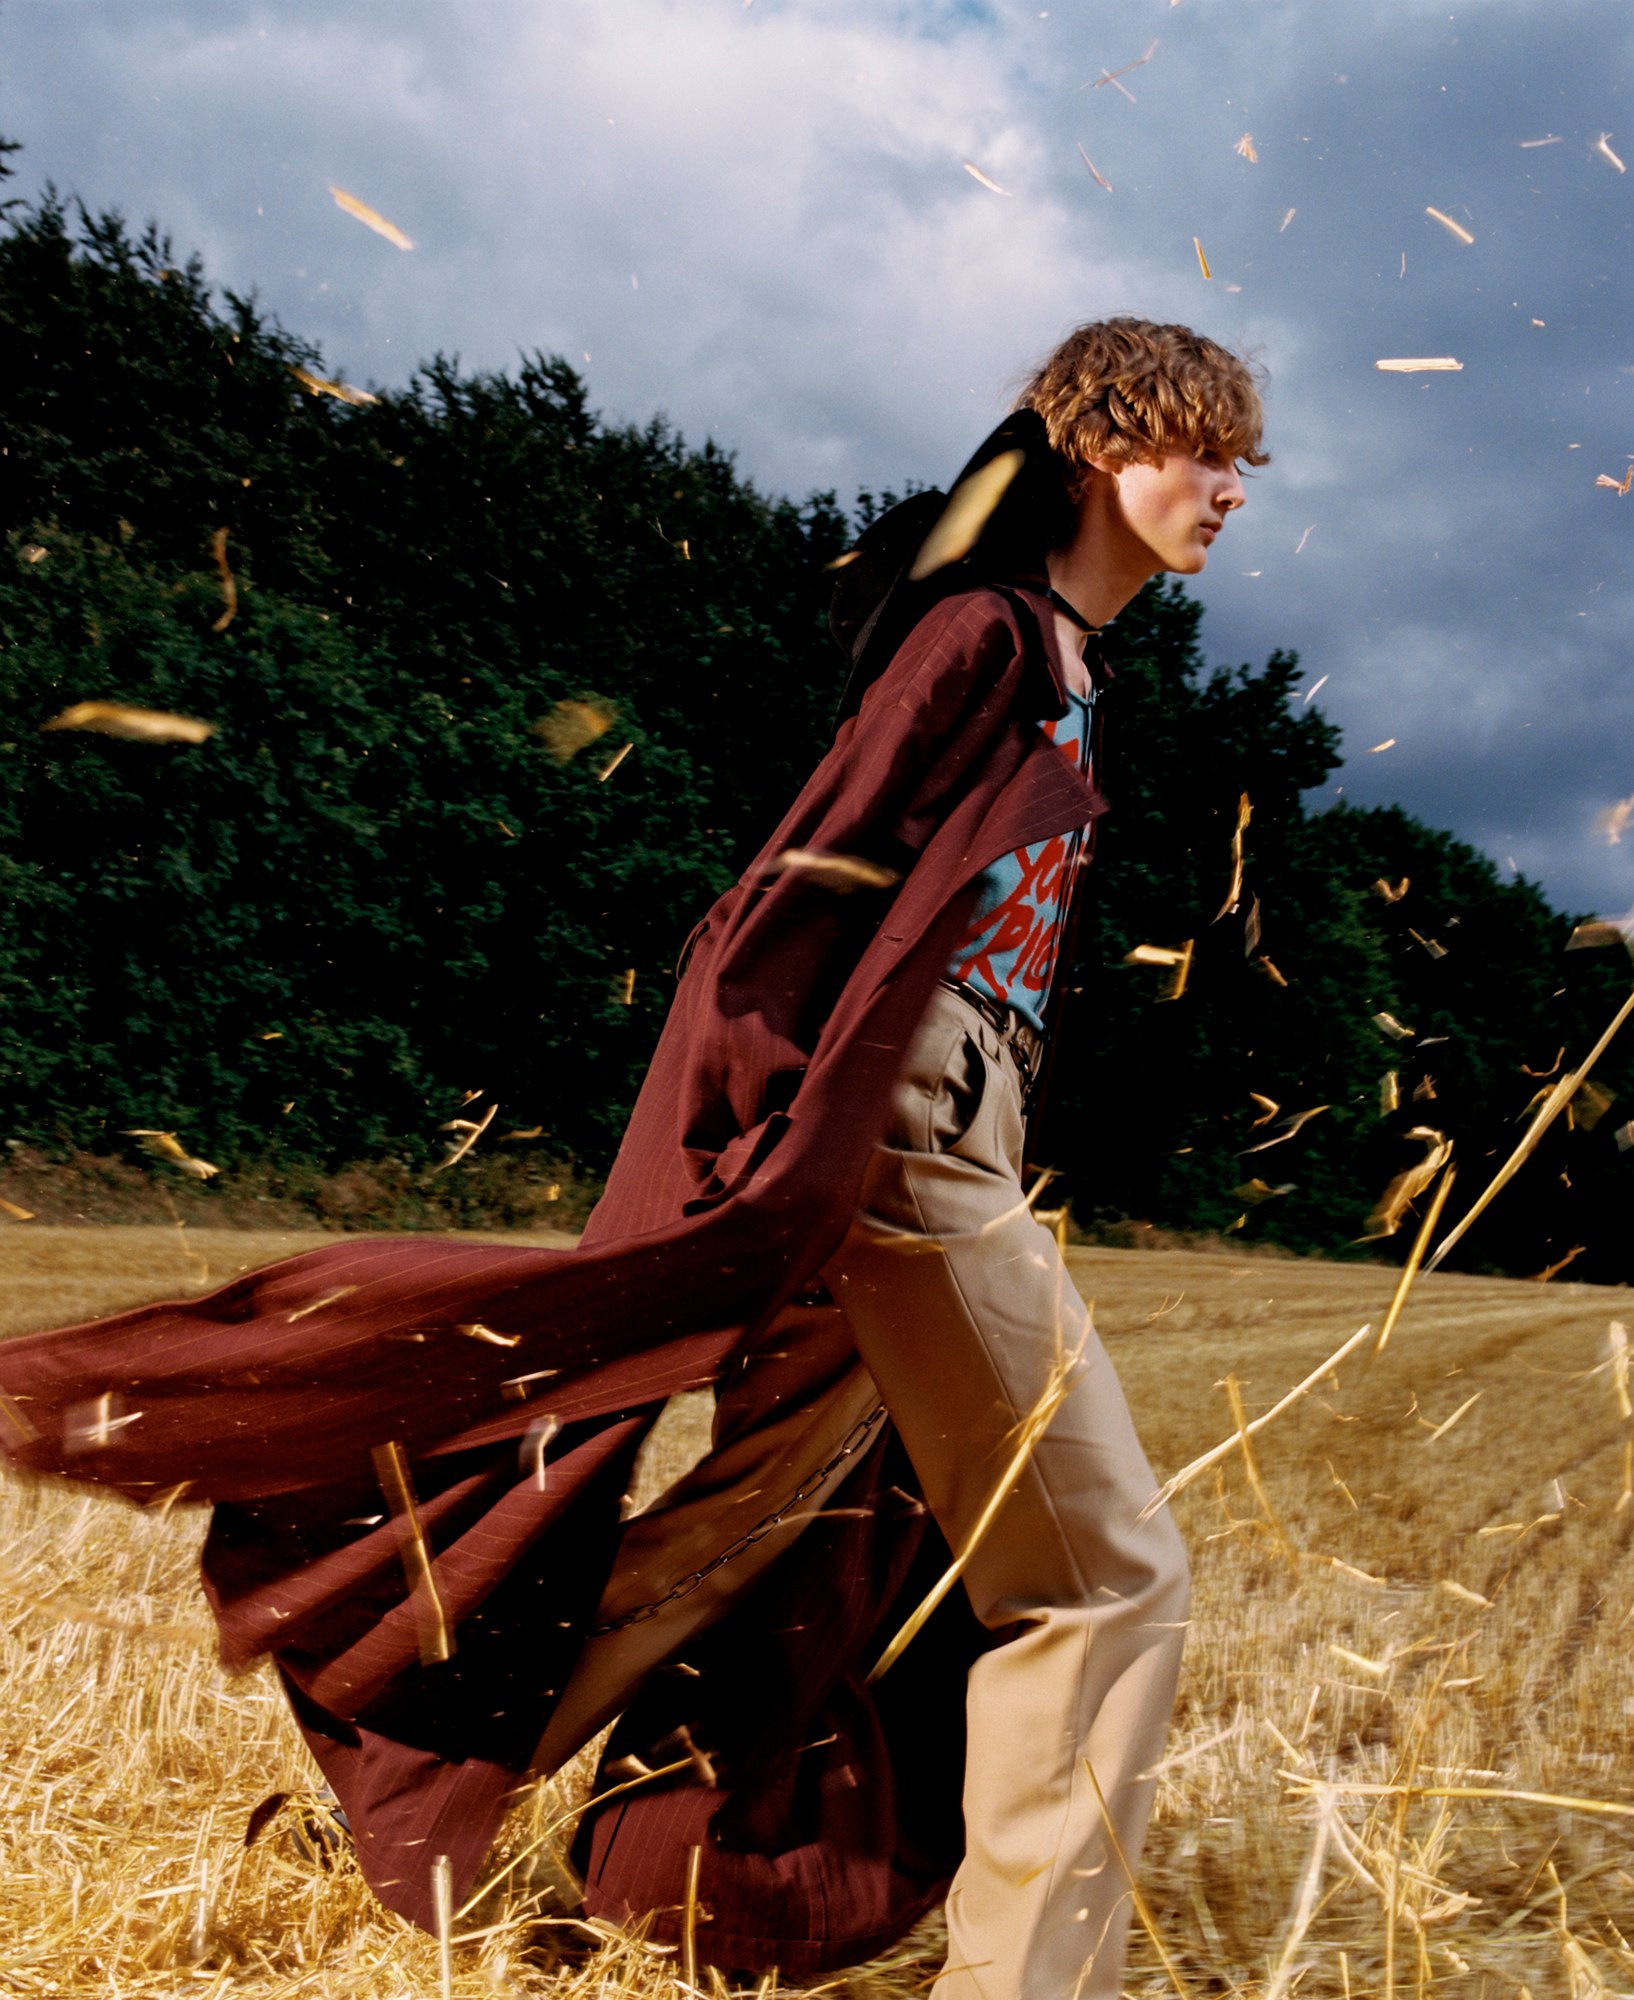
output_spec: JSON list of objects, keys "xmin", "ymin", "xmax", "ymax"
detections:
[{"xmin": 1217, "ymin": 465, "xmax": 1246, "ymax": 512}]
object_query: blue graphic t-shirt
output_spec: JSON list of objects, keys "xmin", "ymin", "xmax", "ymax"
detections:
[{"xmin": 945, "ymin": 688, "xmax": 1094, "ymax": 1031}]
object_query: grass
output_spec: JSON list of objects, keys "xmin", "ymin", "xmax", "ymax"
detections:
[{"xmin": 1, "ymin": 1226, "xmax": 1632, "ymax": 1996}]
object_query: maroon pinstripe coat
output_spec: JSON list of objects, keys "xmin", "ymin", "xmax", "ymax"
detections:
[{"xmin": 0, "ymin": 581, "xmax": 1101, "ymax": 1970}]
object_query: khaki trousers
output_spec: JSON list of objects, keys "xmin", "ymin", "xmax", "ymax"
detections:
[{"xmin": 824, "ymin": 984, "xmax": 1190, "ymax": 2000}]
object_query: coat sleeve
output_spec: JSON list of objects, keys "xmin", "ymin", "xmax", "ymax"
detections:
[{"xmin": 673, "ymin": 590, "xmax": 1042, "ymax": 1155}]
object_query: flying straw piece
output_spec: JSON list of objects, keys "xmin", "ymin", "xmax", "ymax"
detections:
[
  {"xmin": 1248, "ymin": 1092, "xmax": 1280, "ymax": 1127},
  {"xmin": 1426, "ymin": 984, "xmax": 1634, "ymax": 1270},
  {"xmin": 1329, "ymin": 1645, "xmax": 1391, "ymax": 1679},
  {"xmin": 1370, "ymin": 738, "xmax": 1397, "ymax": 753},
  {"xmin": 1280, "ymin": 207, "xmax": 1297, "ymax": 231},
  {"xmin": 1373, "ymin": 1010, "xmax": 1415, "ymax": 1041},
  {"xmin": 520, "ymin": 1415, "xmax": 559, "ymax": 1492},
  {"xmin": 1193, "ymin": 237, "xmax": 1212, "ymax": 279},
  {"xmin": 435, "ymin": 1100, "xmax": 498, "ymax": 1171},
  {"xmin": 1300, "ymin": 672, "xmax": 1328, "ymax": 703},
  {"xmin": 1370, "ymin": 1164, "xmax": 1454, "ymax": 1355},
  {"xmin": 0, "ymin": 1387, "xmax": 37, "ymax": 1443},
  {"xmin": 0, "ymin": 1197, "xmax": 33, "ymax": 1222},
  {"xmin": 209, "ymin": 527, "xmax": 237, "ymax": 632},
  {"xmin": 1595, "ymin": 469, "xmax": 1634, "ymax": 496},
  {"xmin": 456, "ymin": 1322, "xmax": 520, "ymax": 1348},
  {"xmin": 1594, "ymin": 133, "xmax": 1626, "ymax": 173},
  {"xmin": 1425, "ymin": 205, "xmax": 1475, "ymax": 245},
  {"xmin": 534, "ymin": 697, "xmax": 616, "ymax": 763},
  {"xmin": 1593, "ymin": 795, "xmax": 1634, "ymax": 843},
  {"xmin": 1607, "ymin": 1322, "xmax": 1631, "ymax": 1419},
  {"xmin": 1263, "ymin": 1790, "xmax": 1336, "ymax": 2000},
  {"xmin": 500, "ymin": 1366, "xmax": 560, "ymax": 1401},
  {"xmin": 1084, "ymin": 39, "xmax": 1159, "ymax": 96},
  {"xmin": 680, "ymin": 1844, "xmax": 704, "ymax": 1994},
  {"xmin": 1242, "ymin": 1103, "xmax": 1329, "ymax": 1155},
  {"xmin": 1075, "ymin": 144, "xmax": 1113, "ymax": 191},
  {"xmin": 1081, "ymin": 1753, "xmax": 1199, "ymax": 2000},
  {"xmin": 1125, "ymin": 939, "xmax": 1193, "ymax": 999},
  {"xmin": 1363, "ymin": 1126, "xmax": 1452, "ymax": 1243},
  {"xmin": 1224, "ymin": 1375, "xmax": 1298, "ymax": 1566},
  {"xmin": 371, "ymin": 1441, "xmax": 453, "ymax": 1663},
  {"xmin": 596, "ymin": 740, "xmax": 633, "ymax": 783},
  {"xmin": 1375, "ymin": 358, "xmax": 1463, "ymax": 372},
  {"xmin": 1137, "ymin": 1321, "xmax": 1374, "ymax": 1522},
  {"xmin": 961, "ymin": 161, "xmax": 1010, "ymax": 196},
  {"xmin": 432, "ymin": 1854, "xmax": 453, "ymax": 2000},
  {"xmin": 329, "ymin": 185, "xmax": 415, "ymax": 249},
  {"xmin": 868, "ymin": 1353, "xmax": 1076, "ymax": 1681},
  {"xmin": 1293, "ymin": 524, "xmax": 1315, "ymax": 555},
  {"xmin": 1235, "ymin": 134, "xmax": 1258, "ymax": 163},
  {"xmin": 123, "ymin": 1129, "xmax": 220, "ymax": 1180},
  {"xmin": 909, "ymin": 448, "xmax": 1026, "ymax": 580},
  {"xmin": 1372, "ymin": 876, "xmax": 1410, "ymax": 901},
  {"xmin": 43, "ymin": 702, "xmax": 215, "ymax": 745},
  {"xmin": 1215, "ymin": 792, "xmax": 1252, "ymax": 919},
  {"xmin": 1520, "ymin": 135, "xmax": 1563, "ymax": 147},
  {"xmin": 288, "ymin": 364, "xmax": 379, "ymax": 408},
  {"xmin": 284, "ymin": 1285, "xmax": 359, "ymax": 1324},
  {"xmin": 771, "ymin": 848, "xmax": 901, "ymax": 893},
  {"xmin": 974, "ymin": 1166, "xmax": 1058, "ymax": 1239},
  {"xmin": 456, "ymin": 1755, "xmax": 695, "ymax": 1919},
  {"xmin": 1568, "ymin": 910, "xmax": 1634, "ymax": 953},
  {"xmin": 1424, "ymin": 1391, "xmax": 1481, "ymax": 1442}
]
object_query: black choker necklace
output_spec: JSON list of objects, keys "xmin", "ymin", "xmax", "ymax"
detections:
[{"xmin": 1047, "ymin": 587, "xmax": 1101, "ymax": 635}]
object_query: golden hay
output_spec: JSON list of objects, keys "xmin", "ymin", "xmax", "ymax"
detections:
[{"xmin": 2, "ymin": 1230, "xmax": 1633, "ymax": 1994}]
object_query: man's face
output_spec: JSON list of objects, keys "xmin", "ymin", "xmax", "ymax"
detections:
[{"xmin": 1104, "ymin": 445, "xmax": 1246, "ymax": 576}]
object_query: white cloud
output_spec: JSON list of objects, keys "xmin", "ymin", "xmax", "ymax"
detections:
[{"xmin": 8, "ymin": 0, "xmax": 1634, "ymax": 913}]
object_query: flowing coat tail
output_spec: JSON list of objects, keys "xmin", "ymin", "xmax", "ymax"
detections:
[{"xmin": 0, "ymin": 584, "xmax": 1101, "ymax": 1974}]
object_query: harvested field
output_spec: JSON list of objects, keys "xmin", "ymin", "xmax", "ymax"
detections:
[{"xmin": 1, "ymin": 1226, "xmax": 1632, "ymax": 1996}]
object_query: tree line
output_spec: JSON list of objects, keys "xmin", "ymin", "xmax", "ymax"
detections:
[{"xmin": 2, "ymin": 177, "xmax": 1629, "ymax": 1277}]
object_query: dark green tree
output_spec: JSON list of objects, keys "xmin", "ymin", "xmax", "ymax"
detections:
[{"xmin": 3, "ymin": 173, "xmax": 1628, "ymax": 1271}]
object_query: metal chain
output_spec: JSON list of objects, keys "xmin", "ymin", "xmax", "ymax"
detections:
[{"xmin": 589, "ymin": 1401, "xmax": 890, "ymax": 1634}]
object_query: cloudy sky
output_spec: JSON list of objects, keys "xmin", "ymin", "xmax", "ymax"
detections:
[{"xmin": 7, "ymin": 0, "xmax": 1634, "ymax": 916}]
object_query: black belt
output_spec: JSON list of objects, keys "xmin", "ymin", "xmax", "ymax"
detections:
[{"xmin": 937, "ymin": 977, "xmax": 1044, "ymax": 1097}]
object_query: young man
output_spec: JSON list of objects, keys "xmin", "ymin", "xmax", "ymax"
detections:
[
  {"xmin": 559, "ymin": 316, "xmax": 1262, "ymax": 1997},
  {"xmin": 817, "ymin": 323, "xmax": 1257, "ymax": 1997},
  {"xmin": 0, "ymin": 318, "xmax": 1265, "ymax": 1998}
]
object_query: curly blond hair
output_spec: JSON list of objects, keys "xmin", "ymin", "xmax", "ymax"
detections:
[{"xmin": 1017, "ymin": 317, "xmax": 1268, "ymax": 486}]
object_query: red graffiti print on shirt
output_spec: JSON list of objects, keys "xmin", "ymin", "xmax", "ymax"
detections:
[{"xmin": 946, "ymin": 701, "xmax": 1092, "ymax": 1028}]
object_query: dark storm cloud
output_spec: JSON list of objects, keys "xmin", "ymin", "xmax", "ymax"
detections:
[{"xmin": 6, "ymin": 0, "xmax": 1634, "ymax": 917}]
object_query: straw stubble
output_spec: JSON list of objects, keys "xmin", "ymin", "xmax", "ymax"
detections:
[{"xmin": 1, "ymin": 1228, "xmax": 1632, "ymax": 1995}]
